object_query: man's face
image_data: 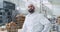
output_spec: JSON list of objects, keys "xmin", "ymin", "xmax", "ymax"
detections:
[{"xmin": 28, "ymin": 4, "xmax": 35, "ymax": 13}]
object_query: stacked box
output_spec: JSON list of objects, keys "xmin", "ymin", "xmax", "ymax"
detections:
[
  {"xmin": 57, "ymin": 16, "xmax": 60, "ymax": 32},
  {"xmin": 16, "ymin": 14, "xmax": 25, "ymax": 29},
  {"xmin": 6, "ymin": 22, "xmax": 18, "ymax": 32},
  {"xmin": 57, "ymin": 16, "xmax": 60, "ymax": 24},
  {"xmin": 50, "ymin": 31, "xmax": 57, "ymax": 32}
]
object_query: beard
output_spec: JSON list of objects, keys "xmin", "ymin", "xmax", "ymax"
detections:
[{"xmin": 28, "ymin": 9, "xmax": 34, "ymax": 13}]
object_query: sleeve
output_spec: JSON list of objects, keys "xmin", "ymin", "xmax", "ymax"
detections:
[
  {"xmin": 40, "ymin": 16, "xmax": 52, "ymax": 32},
  {"xmin": 22, "ymin": 22, "xmax": 27, "ymax": 32},
  {"xmin": 22, "ymin": 17, "xmax": 27, "ymax": 32}
]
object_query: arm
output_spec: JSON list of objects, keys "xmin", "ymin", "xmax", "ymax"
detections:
[
  {"xmin": 40, "ymin": 16, "xmax": 52, "ymax": 32},
  {"xmin": 22, "ymin": 17, "xmax": 27, "ymax": 32},
  {"xmin": 42, "ymin": 23, "xmax": 51, "ymax": 32},
  {"xmin": 22, "ymin": 22, "xmax": 27, "ymax": 32}
]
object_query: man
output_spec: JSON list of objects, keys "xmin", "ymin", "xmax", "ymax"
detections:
[{"xmin": 22, "ymin": 4, "xmax": 51, "ymax": 32}]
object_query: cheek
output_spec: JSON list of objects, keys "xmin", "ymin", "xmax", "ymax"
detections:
[
  {"xmin": 27, "ymin": 8, "xmax": 30, "ymax": 10},
  {"xmin": 28, "ymin": 9, "xmax": 31, "ymax": 11}
]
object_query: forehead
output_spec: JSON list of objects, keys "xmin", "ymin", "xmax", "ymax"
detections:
[
  {"xmin": 28, "ymin": 4, "xmax": 34, "ymax": 7},
  {"xmin": 29, "ymin": 4, "xmax": 33, "ymax": 6}
]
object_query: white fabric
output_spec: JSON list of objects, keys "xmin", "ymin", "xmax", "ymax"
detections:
[{"xmin": 22, "ymin": 13, "xmax": 51, "ymax": 32}]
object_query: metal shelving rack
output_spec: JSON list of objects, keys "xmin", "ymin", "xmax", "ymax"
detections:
[{"xmin": 0, "ymin": 1, "xmax": 16, "ymax": 26}]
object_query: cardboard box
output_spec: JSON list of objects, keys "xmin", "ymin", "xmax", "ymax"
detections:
[
  {"xmin": 6, "ymin": 22, "xmax": 18, "ymax": 32},
  {"xmin": 57, "ymin": 16, "xmax": 60, "ymax": 24},
  {"xmin": 15, "ymin": 14, "xmax": 25, "ymax": 29}
]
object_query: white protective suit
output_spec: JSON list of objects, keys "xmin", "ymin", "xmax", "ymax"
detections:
[{"xmin": 22, "ymin": 12, "xmax": 51, "ymax": 32}]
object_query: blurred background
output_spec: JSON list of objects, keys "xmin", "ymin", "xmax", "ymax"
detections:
[{"xmin": 0, "ymin": 0, "xmax": 60, "ymax": 32}]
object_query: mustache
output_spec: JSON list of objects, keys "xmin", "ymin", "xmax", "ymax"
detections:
[{"xmin": 28, "ymin": 9, "xmax": 34, "ymax": 13}]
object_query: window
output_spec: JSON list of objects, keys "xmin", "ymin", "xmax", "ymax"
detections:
[
  {"xmin": 7, "ymin": 16, "xmax": 11, "ymax": 18},
  {"xmin": 0, "ymin": 16, "xmax": 2, "ymax": 18},
  {"xmin": 0, "ymin": 12, "xmax": 2, "ymax": 15},
  {"xmin": 7, "ymin": 12, "xmax": 11, "ymax": 15},
  {"xmin": 5, "ymin": 9, "xmax": 9, "ymax": 12},
  {"xmin": 0, "ymin": 20, "xmax": 3, "ymax": 23}
]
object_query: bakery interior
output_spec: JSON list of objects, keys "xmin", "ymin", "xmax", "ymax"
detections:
[{"xmin": 0, "ymin": 0, "xmax": 60, "ymax": 32}]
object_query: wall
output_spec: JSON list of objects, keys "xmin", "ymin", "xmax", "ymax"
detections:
[{"xmin": 53, "ymin": 5, "xmax": 60, "ymax": 17}]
